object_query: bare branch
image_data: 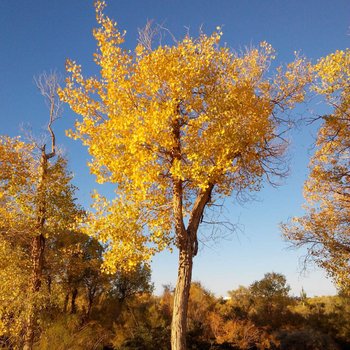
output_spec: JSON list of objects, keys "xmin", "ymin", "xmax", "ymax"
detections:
[
  {"xmin": 34, "ymin": 71, "xmax": 63, "ymax": 158},
  {"xmin": 157, "ymin": 23, "xmax": 178, "ymax": 45},
  {"xmin": 137, "ymin": 20, "xmax": 159, "ymax": 51},
  {"xmin": 19, "ymin": 123, "xmax": 44, "ymax": 151}
]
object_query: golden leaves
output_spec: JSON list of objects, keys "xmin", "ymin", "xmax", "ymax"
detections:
[
  {"xmin": 0, "ymin": 137, "xmax": 81, "ymax": 240},
  {"xmin": 314, "ymin": 49, "xmax": 350, "ymax": 95},
  {"xmin": 283, "ymin": 49, "xmax": 350, "ymax": 289},
  {"xmin": 62, "ymin": 1, "xmax": 311, "ymax": 270}
]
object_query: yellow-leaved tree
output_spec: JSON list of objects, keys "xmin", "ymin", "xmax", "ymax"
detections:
[
  {"xmin": 0, "ymin": 136, "xmax": 82, "ymax": 348},
  {"xmin": 283, "ymin": 49, "xmax": 350, "ymax": 291},
  {"xmin": 0, "ymin": 73, "xmax": 83, "ymax": 350},
  {"xmin": 60, "ymin": 2, "xmax": 312, "ymax": 348}
]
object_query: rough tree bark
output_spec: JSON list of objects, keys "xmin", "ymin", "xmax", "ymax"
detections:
[
  {"xmin": 24, "ymin": 149, "xmax": 50, "ymax": 350},
  {"xmin": 170, "ymin": 184, "xmax": 213, "ymax": 350},
  {"xmin": 171, "ymin": 238, "xmax": 194, "ymax": 350},
  {"xmin": 170, "ymin": 113, "xmax": 214, "ymax": 350}
]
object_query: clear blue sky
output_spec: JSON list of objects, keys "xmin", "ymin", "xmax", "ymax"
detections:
[{"xmin": 1, "ymin": 0, "xmax": 349, "ymax": 297}]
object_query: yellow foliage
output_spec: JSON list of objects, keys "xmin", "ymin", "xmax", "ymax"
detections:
[
  {"xmin": 283, "ymin": 49, "xmax": 350, "ymax": 289},
  {"xmin": 0, "ymin": 136, "xmax": 80, "ymax": 239},
  {"xmin": 0, "ymin": 135, "xmax": 83, "ymax": 343},
  {"xmin": 60, "ymin": 0, "xmax": 312, "ymax": 272}
]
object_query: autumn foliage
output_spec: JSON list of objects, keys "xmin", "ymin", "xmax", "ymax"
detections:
[
  {"xmin": 283, "ymin": 49, "xmax": 350, "ymax": 290},
  {"xmin": 57, "ymin": 1, "xmax": 317, "ymax": 348},
  {"xmin": 0, "ymin": 0, "xmax": 349, "ymax": 349},
  {"xmin": 60, "ymin": 0, "xmax": 312, "ymax": 271}
]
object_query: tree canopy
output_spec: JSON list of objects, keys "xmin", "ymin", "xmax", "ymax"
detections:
[
  {"xmin": 283, "ymin": 49, "xmax": 350, "ymax": 290},
  {"xmin": 60, "ymin": 0, "xmax": 312, "ymax": 273}
]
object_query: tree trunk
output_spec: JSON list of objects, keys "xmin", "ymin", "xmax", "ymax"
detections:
[
  {"xmin": 71, "ymin": 288, "xmax": 78, "ymax": 314},
  {"xmin": 23, "ymin": 234, "xmax": 45, "ymax": 350},
  {"xmin": 23, "ymin": 150, "xmax": 48, "ymax": 350},
  {"xmin": 46, "ymin": 274, "xmax": 52, "ymax": 294},
  {"xmin": 171, "ymin": 242, "xmax": 193, "ymax": 350},
  {"xmin": 86, "ymin": 297, "xmax": 93, "ymax": 319},
  {"xmin": 23, "ymin": 74, "xmax": 58, "ymax": 349},
  {"xmin": 86, "ymin": 286, "xmax": 96, "ymax": 319},
  {"xmin": 170, "ymin": 114, "xmax": 213, "ymax": 349}
]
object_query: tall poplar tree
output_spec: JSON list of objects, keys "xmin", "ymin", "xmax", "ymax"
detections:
[
  {"xmin": 0, "ymin": 138, "xmax": 82, "ymax": 348},
  {"xmin": 60, "ymin": 2, "xmax": 312, "ymax": 348},
  {"xmin": 0, "ymin": 73, "xmax": 82, "ymax": 349}
]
